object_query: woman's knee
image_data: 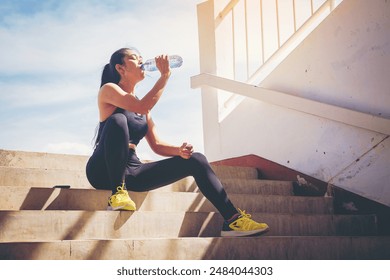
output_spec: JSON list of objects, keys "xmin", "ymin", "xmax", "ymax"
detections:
[
  {"xmin": 103, "ymin": 113, "xmax": 129, "ymax": 146},
  {"xmin": 188, "ymin": 152, "xmax": 210, "ymax": 168},
  {"xmin": 107, "ymin": 113, "xmax": 127, "ymax": 129}
]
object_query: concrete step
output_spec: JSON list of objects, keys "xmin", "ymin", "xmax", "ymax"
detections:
[
  {"xmin": 0, "ymin": 149, "xmax": 88, "ymax": 170},
  {"xmin": 0, "ymin": 210, "xmax": 378, "ymax": 242},
  {"xmin": 221, "ymin": 178, "xmax": 294, "ymax": 195},
  {"xmin": 0, "ymin": 166, "xmax": 195, "ymax": 189},
  {"xmin": 212, "ymin": 165, "xmax": 259, "ymax": 179},
  {"xmin": 0, "ymin": 166, "xmax": 260, "ymax": 189},
  {"xmin": 0, "ymin": 149, "xmax": 259, "ymax": 180},
  {"xmin": 0, "ymin": 167, "xmax": 91, "ymax": 188},
  {"xmin": 5, "ymin": 149, "xmax": 386, "ymax": 261},
  {"xmin": 0, "ymin": 187, "xmax": 332, "ymax": 214},
  {"xmin": 1, "ymin": 236, "xmax": 389, "ymax": 260},
  {"xmin": 149, "ymin": 178, "xmax": 294, "ymax": 195},
  {"xmin": 0, "ymin": 177, "xmax": 293, "ymax": 196}
]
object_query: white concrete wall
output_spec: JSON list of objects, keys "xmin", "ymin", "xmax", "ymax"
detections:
[{"xmin": 202, "ymin": 0, "xmax": 390, "ymax": 206}]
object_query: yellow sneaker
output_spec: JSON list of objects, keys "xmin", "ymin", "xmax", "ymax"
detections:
[
  {"xmin": 107, "ymin": 183, "xmax": 136, "ymax": 211},
  {"xmin": 221, "ymin": 209, "xmax": 269, "ymax": 237}
]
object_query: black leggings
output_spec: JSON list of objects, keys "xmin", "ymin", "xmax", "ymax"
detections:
[{"xmin": 86, "ymin": 113, "xmax": 238, "ymax": 220}]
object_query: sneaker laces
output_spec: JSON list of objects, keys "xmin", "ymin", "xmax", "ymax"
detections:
[
  {"xmin": 233, "ymin": 208, "xmax": 262, "ymax": 231},
  {"xmin": 237, "ymin": 208, "xmax": 251, "ymax": 219},
  {"xmin": 112, "ymin": 183, "xmax": 128, "ymax": 200}
]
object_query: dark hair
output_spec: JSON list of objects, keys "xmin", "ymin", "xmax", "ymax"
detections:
[{"xmin": 100, "ymin": 47, "xmax": 133, "ymax": 88}]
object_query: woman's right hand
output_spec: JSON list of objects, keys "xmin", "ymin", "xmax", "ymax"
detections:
[
  {"xmin": 179, "ymin": 142, "xmax": 194, "ymax": 159},
  {"xmin": 155, "ymin": 55, "xmax": 171, "ymax": 77}
]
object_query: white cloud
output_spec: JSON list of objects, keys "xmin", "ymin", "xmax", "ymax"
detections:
[
  {"xmin": 0, "ymin": 78, "xmax": 96, "ymax": 108},
  {"xmin": 0, "ymin": 0, "xmax": 204, "ymax": 158},
  {"xmin": 0, "ymin": 0, "xmax": 201, "ymax": 76}
]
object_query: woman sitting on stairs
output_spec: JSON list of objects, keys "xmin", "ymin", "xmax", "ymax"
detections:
[{"xmin": 85, "ymin": 47, "xmax": 269, "ymax": 237}]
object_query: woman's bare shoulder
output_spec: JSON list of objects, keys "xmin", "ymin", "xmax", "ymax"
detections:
[
  {"xmin": 100, "ymin": 83, "xmax": 120, "ymax": 93},
  {"xmin": 98, "ymin": 85, "xmax": 118, "ymax": 121},
  {"xmin": 99, "ymin": 83, "xmax": 125, "ymax": 100}
]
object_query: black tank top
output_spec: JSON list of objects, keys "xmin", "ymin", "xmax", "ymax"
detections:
[{"xmin": 95, "ymin": 107, "xmax": 148, "ymax": 146}]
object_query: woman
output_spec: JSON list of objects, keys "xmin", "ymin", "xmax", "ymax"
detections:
[{"xmin": 86, "ymin": 47, "xmax": 269, "ymax": 237}]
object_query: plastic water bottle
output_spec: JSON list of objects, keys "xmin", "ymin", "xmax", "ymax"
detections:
[{"xmin": 141, "ymin": 55, "xmax": 183, "ymax": 71}]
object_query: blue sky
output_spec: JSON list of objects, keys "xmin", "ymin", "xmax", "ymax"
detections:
[{"xmin": 0, "ymin": 0, "xmax": 203, "ymax": 160}]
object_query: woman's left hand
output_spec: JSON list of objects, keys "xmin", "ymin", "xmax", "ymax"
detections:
[
  {"xmin": 179, "ymin": 142, "xmax": 193, "ymax": 159},
  {"xmin": 155, "ymin": 54, "xmax": 171, "ymax": 77}
]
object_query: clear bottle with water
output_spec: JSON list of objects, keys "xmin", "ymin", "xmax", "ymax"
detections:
[{"xmin": 141, "ymin": 55, "xmax": 183, "ymax": 71}]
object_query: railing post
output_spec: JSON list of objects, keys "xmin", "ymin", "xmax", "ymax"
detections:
[
  {"xmin": 330, "ymin": 0, "xmax": 336, "ymax": 11},
  {"xmin": 196, "ymin": 0, "xmax": 221, "ymax": 159}
]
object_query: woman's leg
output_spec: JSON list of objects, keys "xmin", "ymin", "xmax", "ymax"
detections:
[
  {"xmin": 103, "ymin": 114, "xmax": 130, "ymax": 191},
  {"xmin": 86, "ymin": 113, "xmax": 129, "ymax": 193},
  {"xmin": 125, "ymin": 152, "xmax": 238, "ymax": 220}
]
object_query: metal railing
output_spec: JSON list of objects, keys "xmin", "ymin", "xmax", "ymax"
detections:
[
  {"xmin": 211, "ymin": 0, "xmax": 342, "ymax": 117},
  {"xmin": 215, "ymin": 0, "xmax": 340, "ymax": 82},
  {"xmin": 192, "ymin": 0, "xmax": 390, "ymax": 135},
  {"xmin": 191, "ymin": 73, "xmax": 390, "ymax": 135}
]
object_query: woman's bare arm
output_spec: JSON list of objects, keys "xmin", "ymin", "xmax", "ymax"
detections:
[
  {"xmin": 99, "ymin": 73, "xmax": 170, "ymax": 115},
  {"xmin": 145, "ymin": 114, "xmax": 193, "ymax": 159}
]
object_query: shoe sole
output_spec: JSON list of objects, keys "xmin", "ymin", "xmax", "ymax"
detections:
[
  {"xmin": 107, "ymin": 205, "xmax": 136, "ymax": 211},
  {"xmin": 221, "ymin": 226, "xmax": 270, "ymax": 237}
]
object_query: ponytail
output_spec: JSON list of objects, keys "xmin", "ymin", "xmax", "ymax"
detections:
[
  {"xmin": 100, "ymin": 47, "xmax": 134, "ymax": 88},
  {"xmin": 100, "ymin": 63, "xmax": 119, "ymax": 88}
]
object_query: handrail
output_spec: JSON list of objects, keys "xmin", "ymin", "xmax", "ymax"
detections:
[
  {"xmin": 213, "ymin": 0, "xmax": 340, "ymax": 81},
  {"xmin": 222, "ymin": 0, "xmax": 337, "ymax": 112},
  {"xmin": 191, "ymin": 73, "xmax": 390, "ymax": 136},
  {"xmin": 246, "ymin": 0, "xmax": 336, "ymax": 85},
  {"xmin": 215, "ymin": 0, "xmax": 240, "ymax": 28},
  {"xmin": 208, "ymin": 0, "xmax": 343, "ymax": 119}
]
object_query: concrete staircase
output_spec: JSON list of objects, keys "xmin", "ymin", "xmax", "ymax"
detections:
[{"xmin": 0, "ymin": 149, "xmax": 389, "ymax": 259}]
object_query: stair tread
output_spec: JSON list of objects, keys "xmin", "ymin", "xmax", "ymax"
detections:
[
  {"xmin": 1, "ymin": 149, "xmax": 386, "ymax": 260},
  {"xmin": 0, "ymin": 150, "xmax": 258, "ymax": 177},
  {"xmin": 0, "ymin": 165, "xmax": 261, "ymax": 189},
  {"xmin": 0, "ymin": 210, "xmax": 379, "ymax": 241},
  {"xmin": 0, "ymin": 187, "xmax": 332, "ymax": 214},
  {"xmin": 1, "ymin": 236, "xmax": 389, "ymax": 260}
]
